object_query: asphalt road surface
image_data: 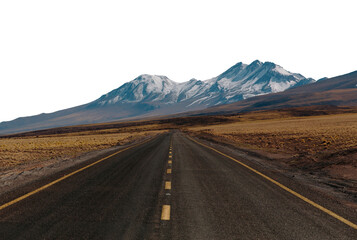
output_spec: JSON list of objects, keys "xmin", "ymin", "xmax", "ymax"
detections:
[{"xmin": 0, "ymin": 132, "xmax": 356, "ymax": 239}]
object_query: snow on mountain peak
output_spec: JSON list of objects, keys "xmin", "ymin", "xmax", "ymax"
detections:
[
  {"xmin": 273, "ymin": 65, "xmax": 291, "ymax": 76},
  {"xmin": 95, "ymin": 60, "xmax": 314, "ymax": 107},
  {"xmin": 97, "ymin": 74, "xmax": 179, "ymax": 105},
  {"xmin": 251, "ymin": 60, "xmax": 263, "ymax": 66},
  {"xmin": 133, "ymin": 74, "xmax": 176, "ymax": 88}
]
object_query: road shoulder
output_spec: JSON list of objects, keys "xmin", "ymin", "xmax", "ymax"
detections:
[
  {"xmin": 0, "ymin": 134, "xmax": 159, "ymax": 197},
  {"xmin": 183, "ymin": 131, "xmax": 357, "ymax": 223}
]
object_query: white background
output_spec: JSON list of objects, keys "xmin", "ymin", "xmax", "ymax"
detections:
[{"xmin": 1, "ymin": 0, "xmax": 356, "ymax": 122}]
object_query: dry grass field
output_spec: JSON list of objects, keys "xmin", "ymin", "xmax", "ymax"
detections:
[
  {"xmin": 187, "ymin": 112, "xmax": 357, "ymax": 180},
  {"xmin": 0, "ymin": 129, "xmax": 164, "ymax": 170}
]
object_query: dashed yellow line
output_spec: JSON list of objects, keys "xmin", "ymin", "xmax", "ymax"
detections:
[
  {"xmin": 0, "ymin": 137, "xmax": 156, "ymax": 212},
  {"xmin": 161, "ymin": 205, "xmax": 171, "ymax": 220},
  {"xmin": 161, "ymin": 137, "xmax": 172, "ymax": 221},
  {"xmin": 165, "ymin": 181, "xmax": 171, "ymax": 190},
  {"xmin": 187, "ymin": 135, "xmax": 357, "ymax": 230}
]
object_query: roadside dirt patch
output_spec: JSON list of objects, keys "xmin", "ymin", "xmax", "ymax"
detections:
[{"xmin": 324, "ymin": 165, "xmax": 357, "ymax": 181}]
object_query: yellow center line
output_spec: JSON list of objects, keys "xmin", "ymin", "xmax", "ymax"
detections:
[
  {"xmin": 165, "ymin": 181, "xmax": 171, "ymax": 190},
  {"xmin": 0, "ymin": 136, "xmax": 156, "ymax": 212},
  {"xmin": 187, "ymin": 135, "xmax": 357, "ymax": 230},
  {"xmin": 161, "ymin": 205, "xmax": 171, "ymax": 220},
  {"xmin": 168, "ymin": 160, "xmax": 172, "ymax": 164},
  {"xmin": 167, "ymin": 169, "xmax": 172, "ymax": 174}
]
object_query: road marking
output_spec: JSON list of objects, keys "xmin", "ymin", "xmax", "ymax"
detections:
[
  {"xmin": 187, "ymin": 135, "xmax": 357, "ymax": 230},
  {"xmin": 167, "ymin": 169, "xmax": 172, "ymax": 174},
  {"xmin": 0, "ymin": 137, "xmax": 157, "ymax": 212},
  {"xmin": 161, "ymin": 205, "xmax": 171, "ymax": 220},
  {"xmin": 168, "ymin": 160, "xmax": 172, "ymax": 164},
  {"xmin": 165, "ymin": 181, "xmax": 171, "ymax": 190}
]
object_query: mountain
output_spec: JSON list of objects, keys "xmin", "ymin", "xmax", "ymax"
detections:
[
  {"xmin": 96, "ymin": 61, "xmax": 314, "ymax": 107},
  {"xmin": 193, "ymin": 70, "xmax": 357, "ymax": 115},
  {"xmin": 0, "ymin": 60, "xmax": 314, "ymax": 135}
]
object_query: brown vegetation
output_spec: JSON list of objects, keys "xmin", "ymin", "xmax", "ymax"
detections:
[
  {"xmin": 186, "ymin": 111, "xmax": 357, "ymax": 181},
  {"xmin": 0, "ymin": 129, "xmax": 165, "ymax": 170}
]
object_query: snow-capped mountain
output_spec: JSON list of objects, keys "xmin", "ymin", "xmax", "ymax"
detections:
[
  {"xmin": 96, "ymin": 75, "xmax": 177, "ymax": 104},
  {"xmin": 94, "ymin": 60, "xmax": 314, "ymax": 108},
  {"xmin": 0, "ymin": 60, "xmax": 315, "ymax": 135}
]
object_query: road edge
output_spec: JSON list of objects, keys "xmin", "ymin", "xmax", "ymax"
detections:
[{"xmin": 185, "ymin": 133, "xmax": 357, "ymax": 230}]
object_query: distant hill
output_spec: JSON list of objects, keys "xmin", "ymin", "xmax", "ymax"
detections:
[
  {"xmin": 0, "ymin": 60, "xmax": 314, "ymax": 135},
  {"xmin": 193, "ymin": 71, "xmax": 357, "ymax": 115}
]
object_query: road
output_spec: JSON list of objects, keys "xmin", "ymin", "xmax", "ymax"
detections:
[{"xmin": 0, "ymin": 131, "xmax": 356, "ymax": 239}]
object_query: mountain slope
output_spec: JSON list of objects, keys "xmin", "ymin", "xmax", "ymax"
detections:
[
  {"xmin": 194, "ymin": 71, "xmax": 357, "ymax": 115},
  {"xmin": 0, "ymin": 60, "xmax": 314, "ymax": 135}
]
